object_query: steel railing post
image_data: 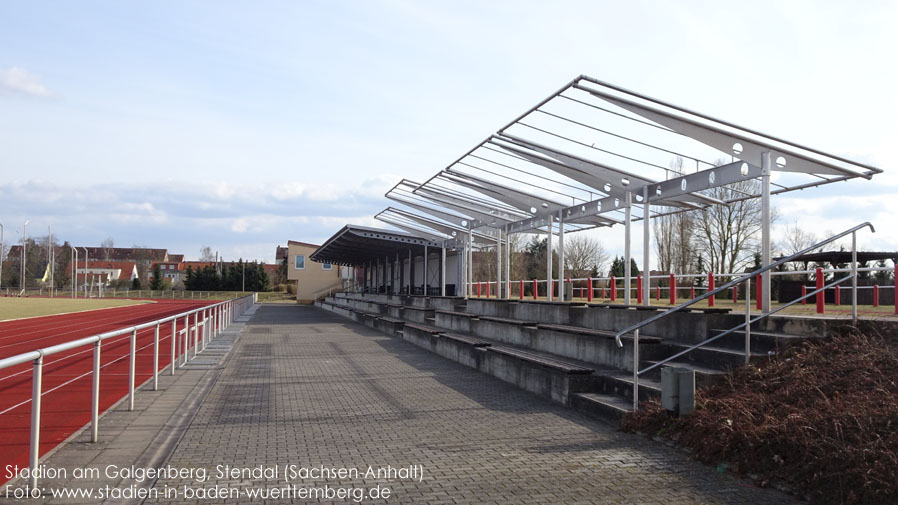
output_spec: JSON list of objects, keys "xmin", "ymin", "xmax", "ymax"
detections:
[
  {"xmin": 745, "ymin": 277, "xmax": 751, "ymax": 364},
  {"xmin": 128, "ymin": 329, "xmax": 136, "ymax": 410},
  {"xmin": 182, "ymin": 316, "xmax": 188, "ymax": 366},
  {"xmin": 170, "ymin": 319, "xmax": 176, "ymax": 375},
  {"xmin": 91, "ymin": 341, "xmax": 100, "ymax": 442},
  {"xmin": 29, "ymin": 356, "xmax": 43, "ymax": 490},
  {"xmin": 632, "ymin": 329, "xmax": 639, "ymax": 412},
  {"xmin": 193, "ymin": 312, "xmax": 199, "ymax": 358},
  {"xmin": 153, "ymin": 323, "xmax": 159, "ymax": 391},
  {"xmin": 851, "ymin": 231, "xmax": 858, "ymax": 324}
]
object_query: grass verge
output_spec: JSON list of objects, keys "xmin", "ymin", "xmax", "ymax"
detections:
[{"xmin": 0, "ymin": 298, "xmax": 148, "ymax": 321}]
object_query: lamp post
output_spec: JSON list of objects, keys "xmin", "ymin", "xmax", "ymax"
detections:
[
  {"xmin": 22, "ymin": 220, "xmax": 29, "ymax": 292},
  {"xmin": 70, "ymin": 245, "xmax": 78, "ymax": 298},
  {"xmin": 242, "ymin": 261, "xmax": 246, "ymax": 293},
  {"xmin": 0, "ymin": 222, "xmax": 4, "ymax": 292},
  {"xmin": 82, "ymin": 247, "xmax": 89, "ymax": 298},
  {"xmin": 48, "ymin": 225, "xmax": 53, "ymax": 297}
]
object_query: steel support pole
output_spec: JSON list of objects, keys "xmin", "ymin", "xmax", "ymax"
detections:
[
  {"xmin": 468, "ymin": 228, "xmax": 474, "ymax": 298},
  {"xmin": 128, "ymin": 329, "xmax": 136, "ymax": 410},
  {"xmin": 505, "ymin": 231, "xmax": 511, "ymax": 300},
  {"xmin": 642, "ymin": 186, "xmax": 651, "ymax": 306},
  {"xmin": 441, "ymin": 247, "xmax": 446, "ymax": 297},
  {"xmin": 546, "ymin": 218, "xmax": 554, "ymax": 302},
  {"xmin": 29, "ymin": 356, "xmax": 43, "ymax": 490},
  {"xmin": 424, "ymin": 246, "xmax": 428, "ymax": 296},
  {"xmin": 558, "ymin": 214, "xmax": 565, "ymax": 302},
  {"xmin": 91, "ymin": 342, "xmax": 100, "ymax": 441},
  {"xmin": 397, "ymin": 252, "xmax": 402, "ymax": 294},
  {"xmin": 625, "ymin": 192, "xmax": 632, "ymax": 305},
  {"xmin": 761, "ymin": 151, "xmax": 772, "ymax": 313},
  {"xmin": 496, "ymin": 230, "xmax": 502, "ymax": 298},
  {"xmin": 408, "ymin": 250, "xmax": 414, "ymax": 295}
]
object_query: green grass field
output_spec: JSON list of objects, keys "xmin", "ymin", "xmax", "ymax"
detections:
[{"xmin": 0, "ymin": 298, "xmax": 150, "ymax": 321}]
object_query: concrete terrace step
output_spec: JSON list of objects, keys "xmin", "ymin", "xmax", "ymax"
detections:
[
  {"xmin": 593, "ymin": 368, "xmax": 662, "ymax": 402},
  {"xmin": 709, "ymin": 328, "xmax": 808, "ymax": 353},
  {"xmin": 640, "ymin": 360, "xmax": 727, "ymax": 388},
  {"xmin": 657, "ymin": 340, "xmax": 766, "ymax": 369},
  {"xmin": 435, "ymin": 309, "xmax": 478, "ymax": 319},
  {"xmin": 570, "ymin": 392, "xmax": 633, "ymax": 421},
  {"xmin": 479, "ymin": 315, "xmax": 539, "ymax": 326},
  {"xmin": 488, "ymin": 346, "xmax": 594, "ymax": 375},
  {"xmin": 441, "ymin": 332, "xmax": 492, "ymax": 347},
  {"xmin": 537, "ymin": 323, "xmax": 662, "ymax": 343}
]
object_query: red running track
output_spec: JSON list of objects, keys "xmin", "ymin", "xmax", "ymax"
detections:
[{"xmin": 0, "ymin": 299, "xmax": 218, "ymax": 483}]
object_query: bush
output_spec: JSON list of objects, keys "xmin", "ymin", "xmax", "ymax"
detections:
[{"xmin": 622, "ymin": 326, "xmax": 898, "ymax": 505}]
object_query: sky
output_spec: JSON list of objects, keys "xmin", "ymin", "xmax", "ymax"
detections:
[{"xmin": 1, "ymin": 0, "xmax": 896, "ymax": 264}]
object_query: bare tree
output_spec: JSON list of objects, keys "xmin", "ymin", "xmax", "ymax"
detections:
[
  {"xmin": 654, "ymin": 157, "xmax": 696, "ymax": 275},
  {"xmin": 694, "ymin": 171, "xmax": 776, "ymax": 275},
  {"xmin": 199, "ymin": 246, "xmax": 215, "ymax": 262},
  {"xmin": 564, "ymin": 233, "xmax": 609, "ymax": 278},
  {"xmin": 780, "ymin": 222, "xmax": 818, "ymax": 256},
  {"xmin": 100, "ymin": 237, "xmax": 114, "ymax": 260},
  {"xmin": 508, "ymin": 233, "xmax": 528, "ymax": 282}
]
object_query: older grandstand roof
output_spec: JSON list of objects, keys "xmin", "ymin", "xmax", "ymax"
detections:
[{"xmin": 310, "ymin": 225, "xmax": 442, "ymax": 267}]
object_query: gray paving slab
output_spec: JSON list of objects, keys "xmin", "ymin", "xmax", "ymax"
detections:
[
  {"xmin": 7, "ymin": 304, "xmax": 797, "ymax": 504},
  {"xmin": 146, "ymin": 305, "xmax": 794, "ymax": 505}
]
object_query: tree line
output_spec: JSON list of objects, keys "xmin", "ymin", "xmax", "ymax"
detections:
[{"xmin": 183, "ymin": 260, "xmax": 270, "ymax": 292}]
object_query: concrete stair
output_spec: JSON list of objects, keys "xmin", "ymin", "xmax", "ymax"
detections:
[{"xmin": 320, "ymin": 293, "xmax": 817, "ymax": 422}]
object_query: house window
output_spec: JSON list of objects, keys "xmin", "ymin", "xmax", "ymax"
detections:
[
  {"xmin": 295, "ymin": 255, "xmax": 305, "ymax": 269},
  {"xmin": 322, "ymin": 263, "xmax": 332, "ymax": 270}
]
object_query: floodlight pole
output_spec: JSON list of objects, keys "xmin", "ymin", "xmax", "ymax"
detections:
[
  {"xmin": 70, "ymin": 246, "xmax": 78, "ymax": 298},
  {"xmin": 642, "ymin": 186, "xmax": 651, "ymax": 306},
  {"xmin": 624, "ymin": 192, "xmax": 632, "ymax": 305},
  {"xmin": 81, "ymin": 247, "xmax": 88, "ymax": 298},
  {"xmin": 242, "ymin": 261, "xmax": 245, "ymax": 292},
  {"xmin": 48, "ymin": 226, "xmax": 53, "ymax": 297},
  {"xmin": 546, "ymin": 217, "xmax": 553, "ymax": 302},
  {"xmin": 761, "ymin": 151, "xmax": 772, "ymax": 313},
  {"xmin": 22, "ymin": 220, "xmax": 29, "ymax": 291},
  {"xmin": 558, "ymin": 213, "xmax": 565, "ymax": 302}
]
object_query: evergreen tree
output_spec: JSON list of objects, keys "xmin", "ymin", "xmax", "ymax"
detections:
[
  {"xmin": 184, "ymin": 265, "xmax": 195, "ymax": 290},
  {"xmin": 150, "ymin": 263, "xmax": 165, "ymax": 290},
  {"xmin": 131, "ymin": 277, "xmax": 141, "ymax": 289}
]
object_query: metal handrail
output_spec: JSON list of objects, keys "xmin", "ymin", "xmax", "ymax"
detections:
[
  {"xmin": 612, "ymin": 222, "xmax": 875, "ymax": 413},
  {"xmin": 639, "ymin": 275, "xmax": 855, "ymax": 377},
  {"xmin": 614, "ymin": 222, "xmax": 875, "ymax": 347},
  {"xmin": 1, "ymin": 293, "xmax": 256, "ymax": 489}
]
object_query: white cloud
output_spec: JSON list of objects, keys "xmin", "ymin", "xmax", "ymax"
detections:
[
  {"xmin": 231, "ymin": 218, "xmax": 249, "ymax": 233},
  {"xmin": 0, "ymin": 67, "xmax": 52, "ymax": 98}
]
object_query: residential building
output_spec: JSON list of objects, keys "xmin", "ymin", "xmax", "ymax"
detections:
[{"xmin": 287, "ymin": 240, "xmax": 342, "ymax": 303}]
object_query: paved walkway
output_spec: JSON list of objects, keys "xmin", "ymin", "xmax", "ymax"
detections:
[{"xmin": 15, "ymin": 305, "xmax": 797, "ymax": 504}]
